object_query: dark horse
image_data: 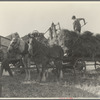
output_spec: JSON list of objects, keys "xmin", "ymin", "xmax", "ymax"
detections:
[
  {"xmin": 28, "ymin": 34, "xmax": 64, "ymax": 82},
  {"xmin": 7, "ymin": 37, "xmax": 30, "ymax": 81},
  {"xmin": 0, "ymin": 47, "xmax": 13, "ymax": 77}
]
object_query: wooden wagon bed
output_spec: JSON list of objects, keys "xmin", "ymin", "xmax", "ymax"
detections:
[{"xmin": 0, "ymin": 35, "xmax": 11, "ymax": 58}]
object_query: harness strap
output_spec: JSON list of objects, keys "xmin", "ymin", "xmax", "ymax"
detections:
[
  {"xmin": 21, "ymin": 42, "xmax": 28, "ymax": 55},
  {"xmin": 14, "ymin": 38, "xmax": 20, "ymax": 49}
]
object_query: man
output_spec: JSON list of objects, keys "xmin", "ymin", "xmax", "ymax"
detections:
[{"xmin": 72, "ymin": 15, "xmax": 86, "ymax": 34}]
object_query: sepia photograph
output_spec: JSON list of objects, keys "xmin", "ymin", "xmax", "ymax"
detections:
[{"xmin": 0, "ymin": 1, "xmax": 100, "ymax": 99}]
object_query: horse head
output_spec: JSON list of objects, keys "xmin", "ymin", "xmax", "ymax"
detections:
[
  {"xmin": 28, "ymin": 34, "xmax": 37, "ymax": 56},
  {"xmin": 8, "ymin": 38, "xmax": 20, "ymax": 53}
]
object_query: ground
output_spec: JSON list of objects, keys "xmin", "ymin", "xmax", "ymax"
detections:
[{"xmin": 1, "ymin": 63, "xmax": 100, "ymax": 98}]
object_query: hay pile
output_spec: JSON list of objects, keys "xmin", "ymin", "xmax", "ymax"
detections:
[{"xmin": 48, "ymin": 29, "xmax": 100, "ymax": 58}]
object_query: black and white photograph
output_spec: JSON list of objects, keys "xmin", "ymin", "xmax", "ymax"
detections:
[{"xmin": 0, "ymin": 1, "xmax": 100, "ymax": 98}]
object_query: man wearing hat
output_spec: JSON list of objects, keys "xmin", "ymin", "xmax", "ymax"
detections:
[{"xmin": 72, "ymin": 15, "xmax": 86, "ymax": 34}]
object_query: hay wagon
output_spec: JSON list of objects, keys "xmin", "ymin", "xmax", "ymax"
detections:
[
  {"xmin": 0, "ymin": 35, "xmax": 11, "ymax": 58},
  {"xmin": 62, "ymin": 54, "xmax": 100, "ymax": 75},
  {"xmin": 62, "ymin": 55, "xmax": 86, "ymax": 75}
]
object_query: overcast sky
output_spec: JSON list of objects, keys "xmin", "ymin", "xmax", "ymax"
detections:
[{"xmin": 0, "ymin": 1, "xmax": 100, "ymax": 37}]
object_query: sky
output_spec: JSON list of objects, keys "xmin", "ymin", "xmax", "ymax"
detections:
[{"xmin": 0, "ymin": 1, "xmax": 100, "ymax": 38}]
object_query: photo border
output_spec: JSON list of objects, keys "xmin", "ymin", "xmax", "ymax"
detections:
[{"xmin": 0, "ymin": 1, "xmax": 100, "ymax": 100}]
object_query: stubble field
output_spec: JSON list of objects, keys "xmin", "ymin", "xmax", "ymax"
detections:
[{"xmin": 1, "ymin": 63, "xmax": 100, "ymax": 98}]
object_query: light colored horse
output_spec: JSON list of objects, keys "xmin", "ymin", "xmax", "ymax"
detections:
[{"xmin": 7, "ymin": 37, "xmax": 30, "ymax": 81}]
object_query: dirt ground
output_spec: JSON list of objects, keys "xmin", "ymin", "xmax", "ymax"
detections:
[{"xmin": 1, "ymin": 65, "xmax": 100, "ymax": 98}]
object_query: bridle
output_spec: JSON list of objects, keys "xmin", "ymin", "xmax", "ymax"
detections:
[{"xmin": 10, "ymin": 38, "xmax": 20, "ymax": 50}]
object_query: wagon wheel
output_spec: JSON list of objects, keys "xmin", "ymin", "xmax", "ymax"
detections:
[{"xmin": 73, "ymin": 58, "xmax": 86, "ymax": 75}]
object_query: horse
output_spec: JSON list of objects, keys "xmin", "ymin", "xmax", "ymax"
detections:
[
  {"xmin": 0, "ymin": 47, "xmax": 13, "ymax": 77},
  {"xmin": 7, "ymin": 37, "xmax": 30, "ymax": 81},
  {"xmin": 28, "ymin": 34, "xmax": 64, "ymax": 82}
]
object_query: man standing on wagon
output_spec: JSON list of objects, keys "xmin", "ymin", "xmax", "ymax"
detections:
[{"xmin": 72, "ymin": 15, "xmax": 87, "ymax": 34}]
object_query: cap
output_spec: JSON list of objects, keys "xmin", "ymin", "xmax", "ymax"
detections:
[{"xmin": 72, "ymin": 15, "xmax": 76, "ymax": 19}]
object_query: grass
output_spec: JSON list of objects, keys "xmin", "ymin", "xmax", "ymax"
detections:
[{"xmin": 0, "ymin": 65, "xmax": 100, "ymax": 98}]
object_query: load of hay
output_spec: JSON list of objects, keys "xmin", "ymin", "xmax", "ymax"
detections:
[{"xmin": 47, "ymin": 29, "xmax": 100, "ymax": 59}]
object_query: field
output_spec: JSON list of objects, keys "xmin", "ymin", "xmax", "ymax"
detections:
[{"xmin": 1, "ymin": 63, "xmax": 100, "ymax": 98}]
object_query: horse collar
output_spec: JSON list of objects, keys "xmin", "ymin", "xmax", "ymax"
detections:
[{"xmin": 21, "ymin": 42, "xmax": 28, "ymax": 55}]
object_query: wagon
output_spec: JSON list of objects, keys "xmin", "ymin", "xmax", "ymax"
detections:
[
  {"xmin": 62, "ymin": 52, "xmax": 100, "ymax": 76},
  {"xmin": 62, "ymin": 54, "xmax": 87, "ymax": 75}
]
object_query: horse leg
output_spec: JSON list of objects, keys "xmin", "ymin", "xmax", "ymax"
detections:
[
  {"xmin": 41, "ymin": 58, "xmax": 49, "ymax": 82},
  {"xmin": 36, "ymin": 57, "xmax": 47, "ymax": 82},
  {"xmin": 36, "ymin": 64, "xmax": 40, "ymax": 74},
  {"xmin": 53, "ymin": 61, "xmax": 59, "ymax": 82},
  {"xmin": 7, "ymin": 68, "xmax": 13, "ymax": 77},
  {"xmin": 27, "ymin": 57, "xmax": 30, "ymax": 81},
  {"xmin": 20, "ymin": 58, "xmax": 25, "ymax": 74},
  {"xmin": 0, "ymin": 63, "xmax": 3, "ymax": 77},
  {"xmin": 36, "ymin": 64, "xmax": 41, "ymax": 82},
  {"xmin": 2, "ymin": 59, "xmax": 13, "ymax": 77},
  {"xmin": 45, "ymin": 61, "xmax": 50, "ymax": 79},
  {"xmin": 59, "ymin": 61, "xmax": 63, "ymax": 79},
  {"xmin": 45, "ymin": 69, "xmax": 49, "ymax": 79},
  {"xmin": 54, "ymin": 61, "xmax": 63, "ymax": 82},
  {"xmin": 22, "ymin": 57, "xmax": 28, "ymax": 81},
  {"xmin": 7, "ymin": 61, "xmax": 13, "ymax": 77},
  {"xmin": 55, "ymin": 67, "xmax": 59, "ymax": 82},
  {"xmin": 41, "ymin": 64, "xmax": 46, "ymax": 82},
  {"xmin": 59, "ymin": 69, "xmax": 63, "ymax": 79}
]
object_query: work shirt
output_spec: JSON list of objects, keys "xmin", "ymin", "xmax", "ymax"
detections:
[{"xmin": 73, "ymin": 19, "xmax": 81, "ymax": 32}]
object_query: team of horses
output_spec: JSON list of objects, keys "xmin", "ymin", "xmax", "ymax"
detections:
[{"xmin": 7, "ymin": 32, "xmax": 64, "ymax": 82}]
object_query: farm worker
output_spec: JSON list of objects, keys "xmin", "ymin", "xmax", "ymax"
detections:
[{"xmin": 72, "ymin": 15, "xmax": 86, "ymax": 34}]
